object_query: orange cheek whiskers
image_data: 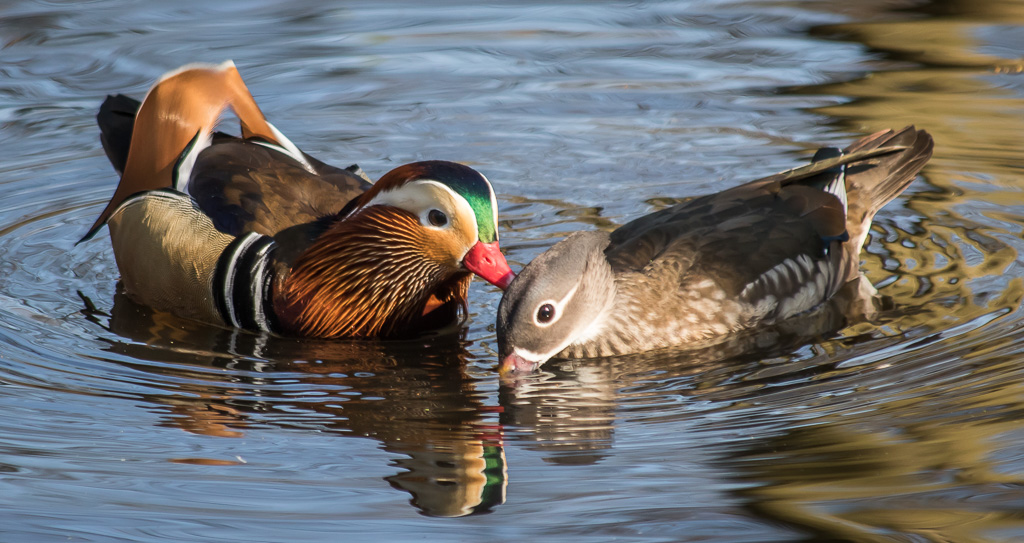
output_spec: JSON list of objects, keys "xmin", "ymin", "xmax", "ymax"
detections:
[{"xmin": 277, "ymin": 206, "xmax": 468, "ymax": 338}]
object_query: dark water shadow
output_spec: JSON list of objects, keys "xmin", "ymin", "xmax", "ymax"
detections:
[{"xmin": 79, "ymin": 289, "xmax": 506, "ymax": 518}]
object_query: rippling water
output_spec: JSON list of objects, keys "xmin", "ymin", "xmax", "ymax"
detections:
[{"xmin": 1, "ymin": 0, "xmax": 1023, "ymax": 540}]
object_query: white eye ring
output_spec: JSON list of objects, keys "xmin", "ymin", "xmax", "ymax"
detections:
[{"xmin": 531, "ymin": 283, "xmax": 578, "ymax": 328}]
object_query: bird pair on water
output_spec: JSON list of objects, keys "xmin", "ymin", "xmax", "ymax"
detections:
[{"xmin": 80, "ymin": 62, "xmax": 934, "ymax": 374}]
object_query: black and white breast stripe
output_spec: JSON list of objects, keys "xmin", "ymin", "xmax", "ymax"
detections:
[
  {"xmin": 814, "ymin": 147, "xmax": 849, "ymax": 212},
  {"xmin": 213, "ymin": 232, "xmax": 280, "ymax": 333}
]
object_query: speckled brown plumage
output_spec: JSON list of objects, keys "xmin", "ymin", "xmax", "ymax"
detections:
[{"xmin": 497, "ymin": 127, "xmax": 934, "ymax": 372}]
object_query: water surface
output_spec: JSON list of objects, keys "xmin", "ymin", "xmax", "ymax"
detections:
[{"xmin": 1, "ymin": 0, "xmax": 1023, "ymax": 541}]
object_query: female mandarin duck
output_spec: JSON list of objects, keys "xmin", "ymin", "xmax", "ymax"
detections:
[
  {"xmin": 497, "ymin": 127, "xmax": 933, "ymax": 373},
  {"xmin": 81, "ymin": 61, "xmax": 514, "ymax": 339}
]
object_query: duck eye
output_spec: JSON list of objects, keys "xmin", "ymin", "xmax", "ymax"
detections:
[
  {"xmin": 428, "ymin": 209, "xmax": 448, "ymax": 227},
  {"xmin": 536, "ymin": 303, "xmax": 555, "ymax": 324}
]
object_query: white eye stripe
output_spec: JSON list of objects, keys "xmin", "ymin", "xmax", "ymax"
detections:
[
  {"xmin": 532, "ymin": 283, "xmax": 579, "ymax": 328},
  {"xmin": 362, "ymin": 179, "xmax": 478, "ymax": 241}
]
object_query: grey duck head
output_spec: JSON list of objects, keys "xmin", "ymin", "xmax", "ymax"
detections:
[{"xmin": 496, "ymin": 230, "xmax": 615, "ymax": 374}]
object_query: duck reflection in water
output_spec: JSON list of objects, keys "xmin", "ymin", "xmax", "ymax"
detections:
[
  {"xmin": 80, "ymin": 290, "xmax": 506, "ymax": 518},
  {"xmin": 498, "ymin": 274, "xmax": 890, "ymax": 463}
]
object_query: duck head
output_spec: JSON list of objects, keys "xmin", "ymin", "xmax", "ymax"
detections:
[
  {"xmin": 496, "ymin": 231, "xmax": 615, "ymax": 374},
  {"xmin": 353, "ymin": 160, "xmax": 515, "ymax": 290},
  {"xmin": 279, "ymin": 160, "xmax": 514, "ymax": 338}
]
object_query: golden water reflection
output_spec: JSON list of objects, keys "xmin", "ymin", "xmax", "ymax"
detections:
[
  {"xmin": 727, "ymin": 3, "xmax": 1024, "ymax": 538},
  {"xmin": 804, "ymin": 0, "xmax": 1024, "ymax": 340},
  {"xmin": 806, "ymin": 1, "xmax": 1024, "ymax": 173},
  {"xmin": 725, "ymin": 406, "xmax": 1024, "ymax": 540}
]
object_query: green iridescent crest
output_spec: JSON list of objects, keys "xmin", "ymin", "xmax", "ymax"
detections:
[
  {"xmin": 464, "ymin": 193, "xmax": 497, "ymax": 243},
  {"xmin": 438, "ymin": 164, "xmax": 498, "ymax": 243}
]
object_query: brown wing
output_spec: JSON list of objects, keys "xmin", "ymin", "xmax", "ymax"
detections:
[
  {"xmin": 87, "ymin": 62, "xmax": 372, "ymax": 254},
  {"xmin": 605, "ymin": 141, "xmax": 902, "ymax": 295},
  {"xmin": 605, "ymin": 185, "xmax": 831, "ymax": 298},
  {"xmin": 83, "ymin": 61, "xmax": 374, "ymax": 246},
  {"xmin": 187, "ymin": 137, "xmax": 370, "ymax": 238},
  {"xmin": 83, "ymin": 62, "xmax": 294, "ymax": 241},
  {"xmin": 604, "ymin": 127, "xmax": 931, "ymax": 303},
  {"xmin": 607, "ymin": 144, "xmax": 903, "ymax": 257}
]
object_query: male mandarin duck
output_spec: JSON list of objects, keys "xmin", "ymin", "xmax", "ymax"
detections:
[
  {"xmin": 497, "ymin": 127, "xmax": 934, "ymax": 373},
  {"xmin": 81, "ymin": 61, "xmax": 514, "ymax": 339}
]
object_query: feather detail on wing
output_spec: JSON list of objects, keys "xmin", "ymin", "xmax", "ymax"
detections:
[
  {"xmin": 606, "ymin": 127, "xmax": 932, "ymax": 321},
  {"xmin": 86, "ymin": 62, "xmax": 372, "ymax": 245},
  {"xmin": 83, "ymin": 61, "xmax": 313, "ymax": 242}
]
